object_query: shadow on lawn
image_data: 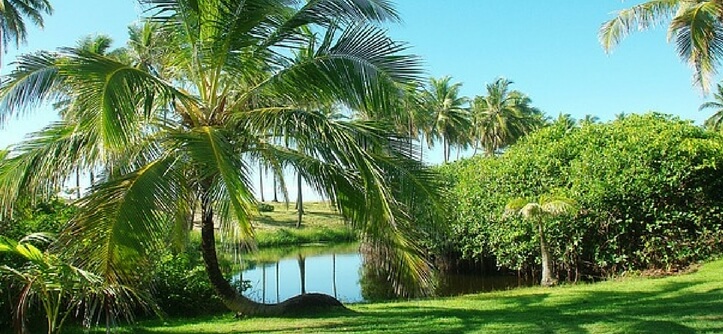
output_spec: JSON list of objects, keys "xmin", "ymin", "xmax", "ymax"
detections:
[{"xmin": 107, "ymin": 277, "xmax": 723, "ymax": 334}]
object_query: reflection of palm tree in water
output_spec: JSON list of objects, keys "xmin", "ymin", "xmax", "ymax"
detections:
[
  {"xmin": 298, "ymin": 254, "xmax": 306, "ymax": 295},
  {"xmin": 332, "ymin": 253, "xmax": 337, "ymax": 299}
]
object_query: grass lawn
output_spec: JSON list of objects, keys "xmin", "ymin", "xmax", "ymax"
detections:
[
  {"xmin": 77, "ymin": 258, "xmax": 723, "ymax": 333},
  {"xmin": 252, "ymin": 201, "xmax": 355, "ymax": 247}
]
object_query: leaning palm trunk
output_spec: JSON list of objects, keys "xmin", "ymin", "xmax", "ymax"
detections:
[
  {"xmin": 200, "ymin": 190, "xmax": 342, "ymax": 315},
  {"xmin": 0, "ymin": 0, "xmax": 443, "ymax": 318}
]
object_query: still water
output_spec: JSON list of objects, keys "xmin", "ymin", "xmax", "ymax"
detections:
[{"xmin": 236, "ymin": 243, "xmax": 533, "ymax": 304}]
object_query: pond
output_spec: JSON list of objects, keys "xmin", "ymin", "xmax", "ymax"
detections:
[{"xmin": 236, "ymin": 243, "xmax": 534, "ymax": 304}]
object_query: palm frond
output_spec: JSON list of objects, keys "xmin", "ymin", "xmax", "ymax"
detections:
[
  {"xmin": 599, "ymin": 0, "xmax": 682, "ymax": 52},
  {"xmin": 60, "ymin": 152, "xmax": 186, "ymax": 285},
  {"xmin": 669, "ymin": 1, "xmax": 723, "ymax": 91}
]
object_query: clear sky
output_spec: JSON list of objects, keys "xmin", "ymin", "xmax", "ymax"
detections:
[{"xmin": 0, "ymin": 0, "xmax": 714, "ymax": 198}]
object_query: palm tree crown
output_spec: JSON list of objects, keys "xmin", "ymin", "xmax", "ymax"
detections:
[
  {"xmin": 0, "ymin": 0, "xmax": 53, "ymax": 56},
  {"xmin": 0, "ymin": 0, "xmax": 441, "ymax": 315},
  {"xmin": 421, "ymin": 76, "xmax": 470, "ymax": 163},
  {"xmin": 700, "ymin": 83, "xmax": 723, "ymax": 131},
  {"xmin": 599, "ymin": 0, "xmax": 723, "ymax": 92},
  {"xmin": 470, "ymin": 78, "xmax": 542, "ymax": 156}
]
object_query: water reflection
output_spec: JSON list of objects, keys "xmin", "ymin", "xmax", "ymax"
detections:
[
  {"xmin": 237, "ymin": 244, "xmax": 363, "ymax": 303},
  {"xmin": 236, "ymin": 243, "xmax": 533, "ymax": 304}
]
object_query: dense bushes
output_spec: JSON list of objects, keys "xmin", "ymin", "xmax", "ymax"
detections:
[
  {"xmin": 438, "ymin": 113, "xmax": 723, "ymax": 279},
  {"xmin": 150, "ymin": 251, "xmax": 228, "ymax": 317}
]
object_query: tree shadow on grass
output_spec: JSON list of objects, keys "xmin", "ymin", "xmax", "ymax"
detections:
[{"xmin": 77, "ymin": 276, "xmax": 723, "ymax": 333}]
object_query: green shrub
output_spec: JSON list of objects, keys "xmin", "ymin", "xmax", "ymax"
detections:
[
  {"xmin": 437, "ymin": 113, "xmax": 723, "ymax": 279},
  {"xmin": 150, "ymin": 252, "xmax": 227, "ymax": 317},
  {"xmin": 258, "ymin": 203, "xmax": 274, "ymax": 212},
  {"xmin": 0, "ymin": 198, "xmax": 75, "ymax": 329}
]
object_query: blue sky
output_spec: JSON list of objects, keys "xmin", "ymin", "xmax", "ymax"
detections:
[{"xmin": 0, "ymin": 0, "xmax": 714, "ymax": 197}]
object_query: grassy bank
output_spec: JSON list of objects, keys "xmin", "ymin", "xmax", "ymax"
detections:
[
  {"xmin": 74, "ymin": 258, "xmax": 723, "ymax": 333},
  {"xmin": 253, "ymin": 202, "xmax": 355, "ymax": 247}
]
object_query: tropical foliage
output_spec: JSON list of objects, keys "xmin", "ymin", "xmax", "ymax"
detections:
[
  {"xmin": 505, "ymin": 196, "xmax": 577, "ymax": 286},
  {"xmin": 0, "ymin": 233, "xmax": 153, "ymax": 334},
  {"xmin": 435, "ymin": 114, "xmax": 723, "ymax": 280},
  {"xmin": 0, "ymin": 0, "xmax": 443, "ymax": 316},
  {"xmin": 0, "ymin": 0, "xmax": 53, "ymax": 57},
  {"xmin": 470, "ymin": 78, "xmax": 543, "ymax": 156},
  {"xmin": 700, "ymin": 83, "xmax": 723, "ymax": 131},
  {"xmin": 421, "ymin": 76, "xmax": 470, "ymax": 163},
  {"xmin": 599, "ymin": 0, "xmax": 723, "ymax": 91}
]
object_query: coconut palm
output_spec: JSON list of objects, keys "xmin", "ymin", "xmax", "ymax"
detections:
[
  {"xmin": 0, "ymin": 0, "xmax": 441, "ymax": 316},
  {"xmin": 0, "ymin": 0, "xmax": 53, "ymax": 59},
  {"xmin": 422, "ymin": 76, "xmax": 470, "ymax": 163},
  {"xmin": 599, "ymin": 1, "xmax": 723, "ymax": 92},
  {"xmin": 700, "ymin": 83, "xmax": 723, "ymax": 131},
  {"xmin": 505, "ymin": 196, "xmax": 577, "ymax": 287},
  {"xmin": 470, "ymin": 78, "xmax": 542, "ymax": 156}
]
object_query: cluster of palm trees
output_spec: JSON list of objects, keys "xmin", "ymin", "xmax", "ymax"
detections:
[{"xmin": 397, "ymin": 76, "xmax": 545, "ymax": 163}]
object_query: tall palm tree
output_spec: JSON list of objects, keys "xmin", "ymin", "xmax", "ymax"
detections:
[
  {"xmin": 0, "ymin": 0, "xmax": 53, "ymax": 59},
  {"xmin": 700, "ymin": 83, "xmax": 723, "ymax": 131},
  {"xmin": 599, "ymin": 1, "xmax": 723, "ymax": 92},
  {"xmin": 0, "ymin": 0, "xmax": 441, "ymax": 316},
  {"xmin": 470, "ymin": 78, "xmax": 542, "ymax": 156},
  {"xmin": 505, "ymin": 195, "xmax": 577, "ymax": 287},
  {"xmin": 422, "ymin": 76, "xmax": 470, "ymax": 163}
]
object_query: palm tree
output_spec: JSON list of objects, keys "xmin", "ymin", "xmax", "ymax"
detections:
[
  {"xmin": 422, "ymin": 76, "xmax": 470, "ymax": 163},
  {"xmin": 578, "ymin": 114, "xmax": 600, "ymax": 127},
  {"xmin": 470, "ymin": 78, "xmax": 542, "ymax": 156},
  {"xmin": 0, "ymin": 0, "xmax": 53, "ymax": 59},
  {"xmin": 599, "ymin": 1, "xmax": 723, "ymax": 92},
  {"xmin": 700, "ymin": 83, "xmax": 723, "ymax": 131},
  {"xmin": 505, "ymin": 195, "xmax": 577, "ymax": 287},
  {"xmin": 554, "ymin": 113, "xmax": 577, "ymax": 131},
  {"xmin": 0, "ymin": 0, "xmax": 440, "ymax": 316}
]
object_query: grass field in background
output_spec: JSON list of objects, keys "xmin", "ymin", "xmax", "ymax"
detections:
[{"xmin": 252, "ymin": 202, "xmax": 355, "ymax": 247}]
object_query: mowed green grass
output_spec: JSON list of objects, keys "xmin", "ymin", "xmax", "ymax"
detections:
[
  {"xmin": 252, "ymin": 202, "xmax": 355, "ymax": 247},
  {"xmin": 79, "ymin": 258, "xmax": 723, "ymax": 333}
]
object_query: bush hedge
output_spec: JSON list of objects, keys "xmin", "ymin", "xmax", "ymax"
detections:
[{"xmin": 437, "ymin": 113, "xmax": 723, "ymax": 279}]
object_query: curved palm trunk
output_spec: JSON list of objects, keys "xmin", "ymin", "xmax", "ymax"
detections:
[
  {"xmin": 199, "ymin": 187, "xmax": 343, "ymax": 316},
  {"xmin": 538, "ymin": 222, "xmax": 555, "ymax": 287},
  {"xmin": 199, "ymin": 189, "xmax": 279, "ymax": 315}
]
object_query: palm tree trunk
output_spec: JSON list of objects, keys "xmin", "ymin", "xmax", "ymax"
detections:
[
  {"xmin": 443, "ymin": 137, "xmax": 449, "ymax": 163},
  {"xmin": 76, "ymin": 169, "xmax": 81, "ymax": 199},
  {"xmin": 296, "ymin": 172, "xmax": 303, "ymax": 228},
  {"xmin": 259, "ymin": 162, "xmax": 265, "ymax": 202},
  {"xmin": 272, "ymin": 174, "xmax": 279, "ymax": 203},
  {"xmin": 298, "ymin": 254, "xmax": 306, "ymax": 295},
  {"xmin": 538, "ymin": 223, "xmax": 555, "ymax": 287},
  {"xmin": 199, "ymin": 184, "xmax": 344, "ymax": 316}
]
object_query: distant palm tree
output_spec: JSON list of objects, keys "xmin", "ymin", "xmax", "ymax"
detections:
[
  {"xmin": 599, "ymin": 1, "xmax": 723, "ymax": 92},
  {"xmin": 506, "ymin": 195, "xmax": 577, "ymax": 287},
  {"xmin": 554, "ymin": 113, "xmax": 577, "ymax": 131},
  {"xmin": 470, "ymin": 78, "xmax": 542, "ymax": 156},
  {"xmin": 0, "ymin": 0, "xmax": 439, "ymax": 316},
  {"xmin": 0, "ymin": 0, "xmax": 53, "ymax": 58},
  {"xmin": 578, "ymin": 114, "xmax": 600, "ymax": 127},
  {"xmin": 422, "ymin": 76, "xmax": 470, "ymax": 163},
  {"xmin": 700, "ymin": 83, "xmax": 723, "ymax": 131}
]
